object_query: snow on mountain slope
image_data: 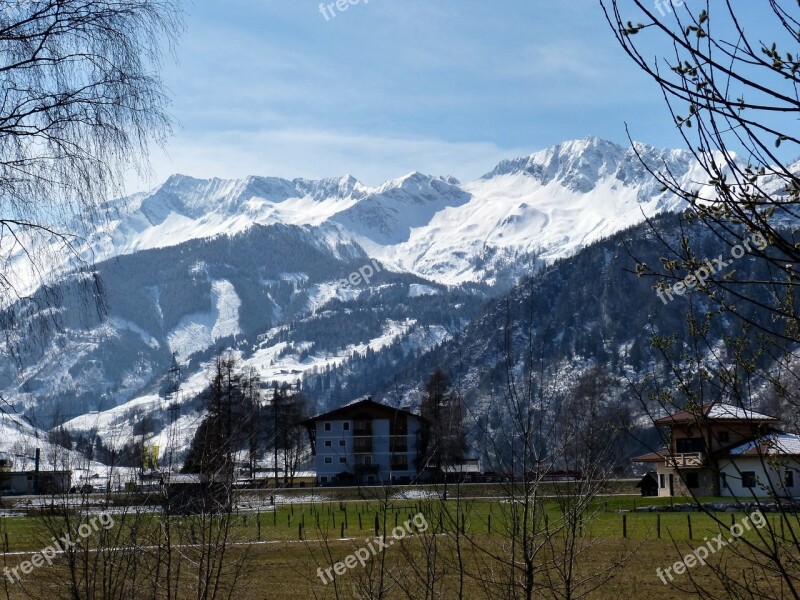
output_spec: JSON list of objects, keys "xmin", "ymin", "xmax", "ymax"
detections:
[
  {"xmin": 33, "ymin": 137, "xmax": 707, "ymax": 289},
  {"xmin": 369, "ymin": 137, "xmax": 705, "ymax": 283},
  {"xmin": 11, "ymin": 135, "xmax": 773, "ymax": 303},
  {"xmin": 64, "ymin": 319, "xmax": 423, "ymax": 457},
  {"xmin": 330, "ymin": 172, "xmax": 471, "ymax": 246},
  {"xmin": 0, "ymin": 412, "xmax": 112, "ymax": 478},
  {"xmin": 87, "ymin": 174, "xmax": 369, "ymax": 264},
  {"xmin": 166, "ymin": 279, "xmax": 242, "ymax": 358}
]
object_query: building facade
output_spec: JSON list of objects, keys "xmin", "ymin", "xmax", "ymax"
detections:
[
  {"xmin": 634, "ymin": 403, "xmax": 800, "ymax": 498},
  {"xmin": 304, "ymin": 398, "xmax": 421, "ymax": 486}
]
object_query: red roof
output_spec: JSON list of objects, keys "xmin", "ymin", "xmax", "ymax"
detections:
[{"xmin": 631, "ymin": 450, "xmax": 667, "ymax": 463}]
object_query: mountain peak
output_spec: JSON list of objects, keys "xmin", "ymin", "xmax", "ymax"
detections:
[{"xmin": 481, "ymin": 137, "xmax": 695, "ymax": 194}]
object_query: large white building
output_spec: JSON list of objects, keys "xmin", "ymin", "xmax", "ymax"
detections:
[{"xmin": 303, "ymin": 398, "xmax": 422, "ymax": 486}]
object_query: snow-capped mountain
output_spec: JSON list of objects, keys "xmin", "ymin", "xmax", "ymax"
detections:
[
  {"xmin": 53, "ymin": 136, "xmax": 705, "ymax": 289},
  {"xmin": 0, "ymin": 137, "xmax": 716, "ymax": 464}
]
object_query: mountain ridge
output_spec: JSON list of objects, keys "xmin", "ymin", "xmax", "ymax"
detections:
[{"xmin": 66, "ymin": 136, "xmax": 706, "ymax": 290}]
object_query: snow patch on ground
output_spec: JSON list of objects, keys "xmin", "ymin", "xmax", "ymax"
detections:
[
  {"xmin": 392, "ymin": 490, "xmax": 440, "ymax": 500},
  {"xmin": 409, "ymin": 284, "xmax": 439, "ymax": 298}
]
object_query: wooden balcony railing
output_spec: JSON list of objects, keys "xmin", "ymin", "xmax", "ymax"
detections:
[{"xmin": 666, "ymin": 452, "xmax": 706, "ymax": 468}]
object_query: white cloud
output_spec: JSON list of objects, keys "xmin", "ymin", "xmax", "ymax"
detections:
[{"xmin": 131, "ymin": 127, "xmax": 529, "ymax": 190}]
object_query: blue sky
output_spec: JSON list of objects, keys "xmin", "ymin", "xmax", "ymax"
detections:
[{"xmin": 140, "ymin": 0, "xmax": 706, "ymax": 189}]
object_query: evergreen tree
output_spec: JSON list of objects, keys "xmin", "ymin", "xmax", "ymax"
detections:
[{"xmin": 419, "ymin": 367, "xmax": 468, "ymax": 475}]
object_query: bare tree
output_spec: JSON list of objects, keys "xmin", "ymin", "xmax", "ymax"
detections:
[
  {"xmin": 0, "ymin": 0, "xmax": 182, "ymax": 345},
  {"xmin": 600, "ymin": 0, "xmax": 800, "ymax": 341}
]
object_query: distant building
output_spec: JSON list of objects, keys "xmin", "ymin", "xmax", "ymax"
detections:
[
  {"xmin": 0, "ymin": 470, "xmax": 71, "ymax": 495},
  {"xmin": 161, "ymin": 472, "xmax": 231, "ymax": 515},
  {"xmin": 236, "ymin": 467, "xmax": 316, "ymax": 488},
  {"xmin": 633, "ymin": 403, "xmax": 800, "ymax": 498},
  {"xmin": 441, "ymin": 458, "xmax": 483, "ymax": 483},
  {"xmin": 303, "ymin": 398, "xmax": 421, "ymax": 486}
]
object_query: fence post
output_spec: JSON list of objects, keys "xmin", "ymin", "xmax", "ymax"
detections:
[
  {"xmin": 657, "ymin": 513, "xmax": 661, "ymax": 539},
  {"xmin": 687, "ymin": 514, "xmax": 693, "ymax": 540},
  {"xmin": 622, "ymin": 514, "xmax": 627, "ymax": 538}
]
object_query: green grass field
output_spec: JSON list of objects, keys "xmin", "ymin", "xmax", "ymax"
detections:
[{"xmin": 0, "ymin": 494, "xmax": 795, "ymax": 598}]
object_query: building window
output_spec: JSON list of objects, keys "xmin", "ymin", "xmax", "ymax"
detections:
[
  {"xmin": 786, "ymin": 471, "xmax": 795, "ymax": 487},
  {"xmin": 324, "ymin": 422, "xmax": 331, "ymax": 432},
  {"xmin": 324, "ymin": 457, "xmax": 332, "ymax": 464},
  {"xmin": 354, "ymin": 438, "xmax": 372, "ymax": 453},
  {"xmin": 339, "ymin": 440, "xmax": 346, "ymax": 447},
  {"xmin": 391, "ymin": 455, "xmax": 408, "ymax": 470},
  {"xmin": 718, "ymin": 431, "xmax": 729, "ymax": 444},
  {"xmin": 324, "ymin": 440, "xmax": 332, "ymax": 447},
  {"xmin": 685, "ymin": 472, "xmax": 699, "ymax": 488},
  {"xmin": 721, "ymin": 473, "xmax": 728, "ymax": 489},
  {"xmin": 390, "ymin": 416, "xmax": 408, "ymax": 436},
  {"xmin": 659, "ymin": 474, "xmax": 666, "ymax": 489},
  {"xmin": 676, "ymin": 437, "xmax": 705, "ymax": 453},
  {"xmin": 339, "ymin": 457, "xmax": 346, "ymax": 464},
  {"xmin": 354, "ymin": 419, "xmax": 371, "ymax": 435},
  {"xmin": 742, "ymin": 471, "xmax": 757, "ymax": 488},
  {"xmin": 343, "ymin": 422, "xmax": 350, "ymax": 431}
]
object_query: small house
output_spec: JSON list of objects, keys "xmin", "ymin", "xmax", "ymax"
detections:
[{"xmin": 633, "ymin": 402, "xmax": 800, "ymax": 498}]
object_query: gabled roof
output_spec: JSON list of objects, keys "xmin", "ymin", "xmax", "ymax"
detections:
[
  {"xmin": 654, "ymin": 403, "xmax": 779, "ymax": 426},
  {"xmin": 631, "ymin": 450, "xmax": 667, "ymax": 463},
  {"xmin": 727, "ymin": 433, "xmax": 800, "ymax": 457},
  {"xmin": 303, "ymin": 397, "xmax": 419, "ymax": 425}
]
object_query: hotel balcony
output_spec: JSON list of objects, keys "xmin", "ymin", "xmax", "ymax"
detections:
[{"xmin": 353, "ymin": 439, "xmax": 373, "ymax": 453}]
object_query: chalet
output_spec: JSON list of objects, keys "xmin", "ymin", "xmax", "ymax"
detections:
[
  {"xmin": 303, "ymin": 398, "xmax": 421, "ymax": 486},
  {"xmin": 633, "ymin": 402, "xmax": 800, "ymax": 498}
]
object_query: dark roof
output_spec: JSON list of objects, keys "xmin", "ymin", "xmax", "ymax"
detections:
[
  {"xmin": 303, "ymin": 397, "xmax": 419, "ymax": 425},
  {"xmin": 654, "ymin": 403, "xmax": 779, "ymax": 426}
]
